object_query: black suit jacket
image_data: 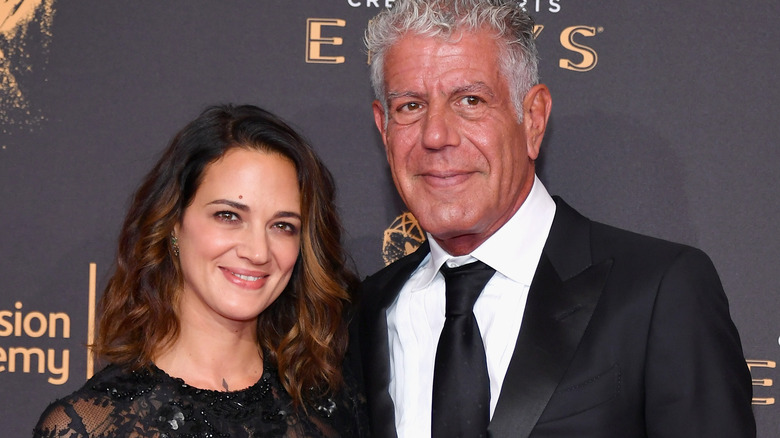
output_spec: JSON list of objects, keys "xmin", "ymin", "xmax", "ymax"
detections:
[{"xmin": 349, "ymin": 197, "xmax": 755, "ymax": 437}]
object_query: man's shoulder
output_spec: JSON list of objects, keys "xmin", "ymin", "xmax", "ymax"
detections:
[
  {"xmin": 591, "ymin": 219, "xmax": 701, "ymax": 257},
  {"xmin": 554, "ymin": 197, "xmax": 713, "ymax": 271},
  {"xmin": 583, "ymin": 217, "xmax": 720, "ymax": 285}
]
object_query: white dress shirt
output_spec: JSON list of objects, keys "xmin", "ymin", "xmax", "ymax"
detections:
[{"xmin": 386, "ymin": 175, "xmax": 557, "ymax": 436}]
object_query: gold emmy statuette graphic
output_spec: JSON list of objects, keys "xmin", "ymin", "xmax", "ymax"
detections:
[
  {"xmin": 0, "ymin": 0, "xmax": 55, "ymax": 129},
  {"xmin": 382, "ymin": 212, "xmax": 425, "ymax": 266}
]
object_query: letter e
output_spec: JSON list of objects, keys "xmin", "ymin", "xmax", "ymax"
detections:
[{"xmin": 306, "ymin": 18, "xmax": 346, "ymax": 64}]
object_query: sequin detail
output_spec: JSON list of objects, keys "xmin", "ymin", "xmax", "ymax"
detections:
[{"xmin": 33, "ymin": 363, "xmax": 368, "ymax": 437}]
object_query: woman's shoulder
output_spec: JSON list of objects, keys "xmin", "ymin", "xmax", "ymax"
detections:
[
  {"xmin": 34, "ymin": 366, "xmax": 109, "ymax": 436},
  {"xmin": 32, "ymin": 364, "xmax": 148, "ymax": 437}
]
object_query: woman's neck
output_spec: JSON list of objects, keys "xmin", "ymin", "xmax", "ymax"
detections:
[{"xmin": 153, "ymin": 312, "xmax": 264, "ymax": 392}]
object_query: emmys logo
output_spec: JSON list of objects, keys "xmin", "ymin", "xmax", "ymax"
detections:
[
  {"xmin": 308, "ymin": 1, "xmax": 601, "ymax": 72},
  {"xmin": 0, "ymin": 0, "xmax": 56, "ymax": 133},
  {"xmin": 382, "ymin": 212, "xmax": 425, "ymax": 266}
]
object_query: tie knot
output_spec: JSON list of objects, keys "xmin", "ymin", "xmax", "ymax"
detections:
[{"xmin": 440, "ymin": 260, "xmax": 496, "ymax": 316}]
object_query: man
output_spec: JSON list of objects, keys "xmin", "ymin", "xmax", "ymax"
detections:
[{"xmin": 350, "ymin": 0, "xmax": 755, "ymax": 437}]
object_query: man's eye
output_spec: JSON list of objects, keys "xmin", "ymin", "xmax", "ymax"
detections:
[
  {"xmin": 398, "ymin": 102, "xmax": 421, "ymax": 112},
  {"xmin": 390, "ymin": 100, "xmax": 426, "ymax": 125},
  {"xmin": 461, "ymin": 96, "xmax": 482, "ymax": 106}
]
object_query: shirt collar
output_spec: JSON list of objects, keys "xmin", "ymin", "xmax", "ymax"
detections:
[{"xmin": 417, "ymin": 175, "xmax": 556, "ymax": 288}]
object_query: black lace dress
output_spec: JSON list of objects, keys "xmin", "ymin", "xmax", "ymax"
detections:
[{"xmin": 33, "ymin": 362, "xmax": 367, "ymax": 437}]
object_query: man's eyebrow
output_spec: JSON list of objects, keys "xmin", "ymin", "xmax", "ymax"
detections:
[
  {"xmin": 454, "ymin": 82, "xmax": 495, "ymax": 98},
  {"xmin": 386, "ymin": 90, "xmax": 423, "ymax": 102},
  {"xmin": 207, "ymin": 199, "xmax": 249, "ymax": 211},
  {"xmin": 387, "ymin": 83, "xmax": 495, "ymax": 102}
]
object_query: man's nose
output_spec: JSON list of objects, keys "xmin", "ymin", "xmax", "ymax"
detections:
[{"xmin": 421, "ymin": 105, "xmax": 459, "ymax": 150}]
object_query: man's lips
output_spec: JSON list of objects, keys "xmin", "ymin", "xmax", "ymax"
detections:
[{"xmin": 419, "ymin": 170, "xmax": 475, "ymax": 187}]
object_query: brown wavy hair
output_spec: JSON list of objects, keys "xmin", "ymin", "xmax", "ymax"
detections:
[{"xmin": 94, "ymin": 104, "xmax": 357, "ymax": 405}]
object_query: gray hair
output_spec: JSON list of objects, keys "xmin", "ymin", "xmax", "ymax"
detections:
[{"xmin": 365, "ymin": 0, "xmax": 539, "ymax": 123}]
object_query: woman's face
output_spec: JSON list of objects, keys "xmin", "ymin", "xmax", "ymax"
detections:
[{"xmin": 174, "ymin": 147, "xmax": 301, "ymax": 327}]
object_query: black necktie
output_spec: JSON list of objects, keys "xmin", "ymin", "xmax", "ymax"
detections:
[{"xmin": 432, "ymin": 260, "xmax": 496, "ymax": 438}]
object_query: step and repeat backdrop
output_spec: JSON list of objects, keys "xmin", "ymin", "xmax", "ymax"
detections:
[{"xmin": 1, "ymin": 1, "xmax": 778, "ymax": 435}]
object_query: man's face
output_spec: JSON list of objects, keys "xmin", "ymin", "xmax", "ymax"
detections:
[{"xmin": 373, "ymin": 29, "xmax": 550, "ymax": 255}]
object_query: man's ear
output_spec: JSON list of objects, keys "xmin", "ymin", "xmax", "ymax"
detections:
[
  {"xmin": 372, "ymin": 99, "xmax": 388, "ymax": 146},
  {"xmin": 522, "ymin": 84, "xmax": 552, "ymax": 160}
]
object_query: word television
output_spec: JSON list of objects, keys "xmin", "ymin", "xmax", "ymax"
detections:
[{"xmin": 0, "ymin": 301, "xmax": 70, "ymax": 385}]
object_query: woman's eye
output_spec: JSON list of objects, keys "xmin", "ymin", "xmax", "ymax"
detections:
[
  {"xmin": 274, "ymin": 222, "xmax": 299, "ymax": 234},
  {"xmin": 215, "ymin": 211, "xmax": 239, "ymax": 222}
]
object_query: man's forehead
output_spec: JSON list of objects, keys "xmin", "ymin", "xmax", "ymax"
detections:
[{"xmin": 383, "ymin": 33, "xmax": 504, "ymax": 97}]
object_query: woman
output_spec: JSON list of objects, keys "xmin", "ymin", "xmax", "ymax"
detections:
[{"xmin": 34, "ymin": 104, "xmax": 366, "ymax": 437}]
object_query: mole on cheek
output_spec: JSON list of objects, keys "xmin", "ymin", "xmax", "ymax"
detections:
[{"xmin": 239, "ymin": 195, "xmax": 243, "ymax": 199}]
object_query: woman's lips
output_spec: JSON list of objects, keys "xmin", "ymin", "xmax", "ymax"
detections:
[{"xmin": 220, "ymin": 267, "xmax": 268, "ymax": 289}]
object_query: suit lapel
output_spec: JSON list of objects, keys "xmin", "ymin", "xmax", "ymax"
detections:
[
  {"xmin": 360, "ymin": 242, "xmax": 430, "ymax": 438},
  {"xmin": 488, "ymin": 198, "xmax": 613, "ymax": 438}
]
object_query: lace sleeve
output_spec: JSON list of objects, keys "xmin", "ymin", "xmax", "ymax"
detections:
[
  {"xmin": 33, "ymin": 394, "xmax": 121, "ymax": 437},
  {"xmin": 34, "ymin": 398, "xmax": 89, "ymax": 437}
]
